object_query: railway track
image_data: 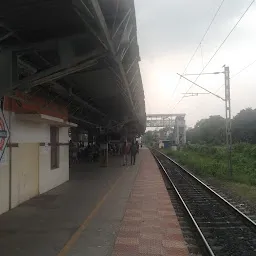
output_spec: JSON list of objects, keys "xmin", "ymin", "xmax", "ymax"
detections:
[{"xmin": 152, "ymin": 149, "xmax": 256, "ymax": 256}]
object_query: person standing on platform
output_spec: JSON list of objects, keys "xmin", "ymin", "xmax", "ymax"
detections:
[
  {"xmin": 130, "ymin": 140, "xmax": 137, "ymax": 165},
  {"xmin": 136, "ymin": 141, "xmax": 139, "ymax": 154},
  {"xmin": 122, "ymin": 140, "xmax": 129, "ymax": 166}
]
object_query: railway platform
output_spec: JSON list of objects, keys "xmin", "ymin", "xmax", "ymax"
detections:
[{"xmin": 0, "ymin": 148, "xmax": 188, "ymax": 256}]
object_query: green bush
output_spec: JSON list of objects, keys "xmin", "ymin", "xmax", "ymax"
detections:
[{"xmin": 163, "ymin": 143, "xmax": 256, "ymax": 186}]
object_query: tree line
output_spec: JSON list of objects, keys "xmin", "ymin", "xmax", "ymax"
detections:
[
  {"xmin": 187, "ymin": 108, "xmax": 256, "ymax": 144},
  {"xmin": 143, "ymin": 108, "xmax": 256, "ymax": 145}
]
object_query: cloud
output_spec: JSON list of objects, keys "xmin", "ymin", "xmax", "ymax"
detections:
[
  {"xmin": 135, "ymin": 0, "xmax": 256, "ymax": 126},
  {"xmin": 135, "ymin": 0, "xmax": 252, "ymax": 58}
]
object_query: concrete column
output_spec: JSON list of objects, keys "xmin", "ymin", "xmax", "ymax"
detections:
[
  {"xmin": 174, "ymin": 117, "xmax": 186, "ymax": 145},
  {"xmin": 174, "ymin": 124, "xmax": 179, "ymax": 145}
]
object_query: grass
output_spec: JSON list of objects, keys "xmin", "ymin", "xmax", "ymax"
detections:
[
  {"xmin": 222, "ymin": 180, "xmax": 256, "ymax": 202},
  {"xmin": 162, "ymin": 143, "xmax": 256, "ymax": 204}
]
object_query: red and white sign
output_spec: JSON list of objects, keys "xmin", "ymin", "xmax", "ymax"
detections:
[{"xmin": 0, "ymin": 109, "xmax": 9, "ymax": 161}]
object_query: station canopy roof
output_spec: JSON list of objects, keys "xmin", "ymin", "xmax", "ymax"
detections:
[{"xmin": 0, "ymin": 0, "xmax": 146, "ymax": 133}]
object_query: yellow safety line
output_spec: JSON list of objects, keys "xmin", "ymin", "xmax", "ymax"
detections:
[{"xmin": 57, "ymin": 173, "xmax": 123, "ymax": 256}]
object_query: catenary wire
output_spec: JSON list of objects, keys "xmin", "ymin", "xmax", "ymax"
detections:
[
  {"xmin": 170, "ymin": 0, "xmax": 226, "ymax": 99},
  {"xmin": 172, "ymin": 0, "xmax": 256, "ymax": 111},
  {"xmin": 215, "ymin": 58, "xmax": 256, "ymax": 93}
]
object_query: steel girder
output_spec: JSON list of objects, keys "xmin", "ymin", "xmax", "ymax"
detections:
[
  {"xmin": 73, "ymin": 0, "xmax": 143, "ymax": 122},
  {"xmin": 0, "ymin": 0, "xmax": 145, "ymax": 133}
]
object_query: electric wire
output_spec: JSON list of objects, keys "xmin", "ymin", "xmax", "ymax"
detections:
[
  {"xmin": 170, "ymin": 0, "xmax": 226, "ymax": 99},
  {"xmin": 215, "ymin": 58, "xmax": 256, "ymax": 93},
  {"xmin": 172, "ymin": 0, "xmax": 256, "ymax": 111}
]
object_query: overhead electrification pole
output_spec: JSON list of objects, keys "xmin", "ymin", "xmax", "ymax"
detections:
[
  {"xmin": 178, "ymin": 65, "xmax": 233, "ymax": 177},
  {"xmin": 224, "ymin": 66, "xmax": 232, "ymax": 177}
]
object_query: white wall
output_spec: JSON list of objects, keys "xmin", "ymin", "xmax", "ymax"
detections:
[
  {"xmin": 11, "ymin": 144, "xmax": 40, "ymax": 208},
  {"xmin": 0, "ymin": 111, "xmax": 70, "ymax": 214},
  {"xmin": 0, "ymin": 150, "xmax": 10, "ymax": 214},
  {"xmin": 0, "ymin": 111, "xmax": 11, "ymax": 214},
  {"xmin": 39, "ymin": 127, "xmax": 69, "ymax": 194},
  {"xmin": 10, "ymin": 112, "xmax": 50, "ymax": 143}
]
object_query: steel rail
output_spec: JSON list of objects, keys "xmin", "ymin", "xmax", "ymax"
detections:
[
  {"xmin": 153, "ymin": 148, "xmax": 256, "ymax": 229},
  {"xmin": 151, "ymin": 150, "xmax": 215, "ymax": 256}
]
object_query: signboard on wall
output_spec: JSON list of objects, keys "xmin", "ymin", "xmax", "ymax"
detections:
[{"xmin": 0, "ymin": 109, "xmax": 9, "ymax": 161}]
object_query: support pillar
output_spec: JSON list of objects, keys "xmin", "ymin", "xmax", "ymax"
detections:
[{"xmin": 173, "ymin": 116, "xmax": 186, "ymax": 146}]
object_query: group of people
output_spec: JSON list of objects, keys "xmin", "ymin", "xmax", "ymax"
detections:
[
  {"xmin": 108, "ymin": 143, "xmax": 120, "ymax": 156},
  {"xmin": 69, "ymin": 140, "xmax": 100, "ymax": 164},
  {"xmin": 122, "ymin": 140, "xmax": 140, "ymax": 166},
  {"xmin": 69, "ymin": 139, "xmax": 141, "ymax": 167}
]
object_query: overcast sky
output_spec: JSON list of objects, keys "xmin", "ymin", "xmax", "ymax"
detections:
[{"xmin": 134, "ymin": 0, "xmax": 256, "ymax": 127}]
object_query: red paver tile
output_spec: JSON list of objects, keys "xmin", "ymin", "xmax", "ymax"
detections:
[
  {"xmin": 116, "ymin": 237, "xmax": 139, "ymax": 245},
  {"xmin": 139, "ymin": 245, "xmax": 164, "ymax": 255},
  {"xmin": 160, "ymin": 221, "xmax": 180, "ymax": 229},
  {"xmin": 158, "ymin": 210, "xmax": 176, "ymax": 217},
  {"xmin": 141, "ymin": 220, "xmax": 161, "ymax": 228},
  {"xmin": 162, "ymin": 239, "xmax": 187, "ymax": 249},
  {"xmin": 120, "ymin": 225, "xmax": 140, "ymax": 232},
  {"xmin": 112, "ymin": 149, "xmax": 189, "ymax": 256},
  {"xmin": 112, "ymin": 253, "xmax": 134, "ymax": 256},
  {"xmin": 126, "ymin": 209, "xmax": 142, "ymax": 214},
  {"xmin": 163, "ymin": 233, "xmax": 186, "ymax": 241},
  {"xmin": 140, "ymin": 226, "xmax": 162, "ymax": 234},
  {"xmin": 123, "ymin": 216, "xmax": 142, "ymax": 221},
  {"xmin": 139, "ymin": 238, "xmax": 162, "ymax": 248},
  {"xmin": 164, "ymin": 247, "xmax": 190, "ymax": 256},
  {"xmin": 124, "ymin": 213, "xmax": 142, "ymax": 218},
  {"xmin": 122, "ymin": 218, "xmax": 141, "ymax": 223},
  {"xmin": 158, "ymin": 206, "xmax": 174, "ymax": 211},
  {"xmin": 113, "ymin": 244, "xmax": 139, "ymax": 254},
  {"xmin": 140, "ymin": 232, "xmax": 162, "ymax": 240},
  {"xmin": 164, "ymin": 228, "xmax": 183, "ymax": 236}
]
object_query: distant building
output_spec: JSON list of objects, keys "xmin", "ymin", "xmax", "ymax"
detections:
[
  {"xmin": 159, "ymin": 140, "xmax": 171, "ymax": 149},
  {"xmin": 159, "ymin": 140, "xmax": 164, "ymax": 149}
]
